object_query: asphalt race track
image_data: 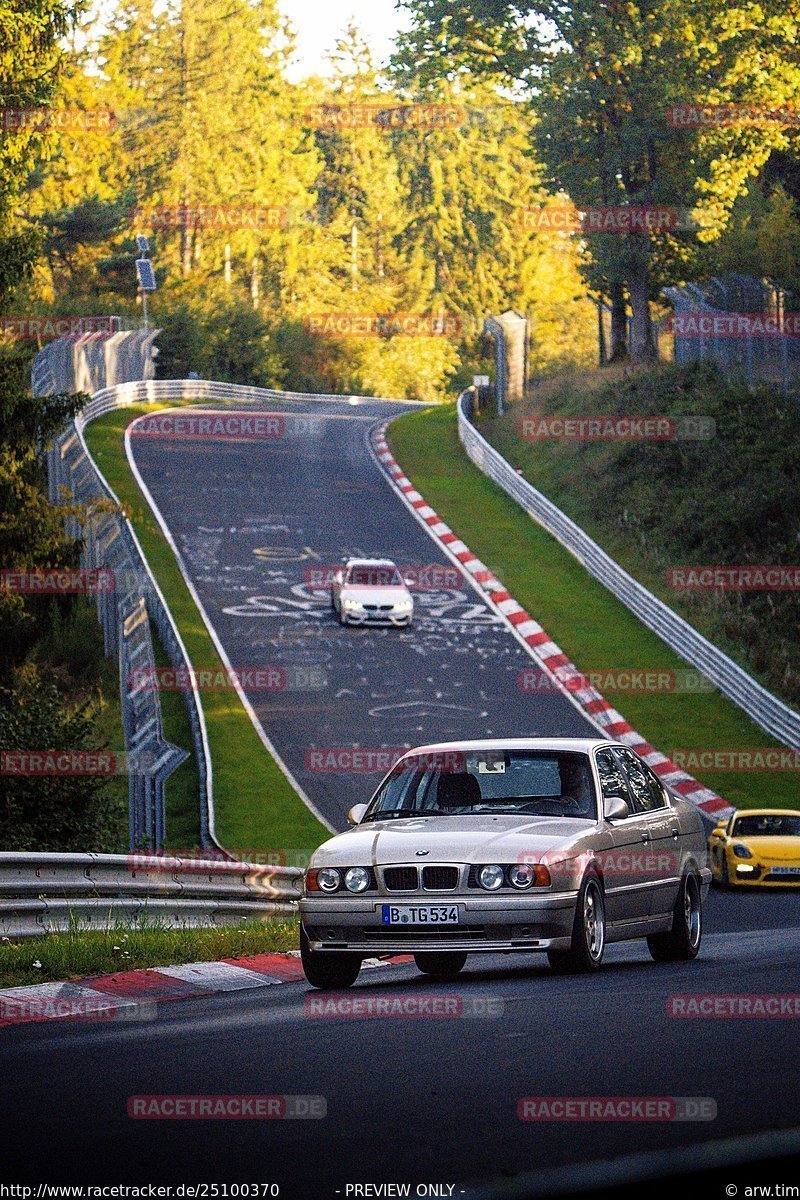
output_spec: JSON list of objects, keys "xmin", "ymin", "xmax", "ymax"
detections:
[
  {"xmin": 3, "ymin": 890, "xmax": 800, "ymax": 1195},
  {"xmin": 4, "ymin": 398, "xmax": 798, "ymax": 1196},
  {"xmin": 126, "ymin": 397, "xmax": 595, "ymax": 831}
]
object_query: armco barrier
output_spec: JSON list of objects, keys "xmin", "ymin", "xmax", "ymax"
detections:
[
  {"xmin": 457, "ymin": 389, "xmax": 800, "ymax": 750},
  {"xmin": 40, "ymin": 368, "xmax": 408, "ymax": 855},
  {"xmin": 0, "ymin": 852, "xmax": 303, "ymax": 937}
]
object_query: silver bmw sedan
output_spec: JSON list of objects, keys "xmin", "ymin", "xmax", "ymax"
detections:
[{"xmin": 299, "ymin": 738, "xmax": 711, "ymax": 989}]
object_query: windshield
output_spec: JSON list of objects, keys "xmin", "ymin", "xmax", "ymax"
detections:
[
  {"xmin": 732, "ymin": 815, "xmax": 800, "ymax": 838},
  {"xmin": 365, "ymin": 750, "xmax": 597, "ymax": 820},
  {"xmin": 347, "ymin": 566, "xmax": 402, "ymax": 588}
]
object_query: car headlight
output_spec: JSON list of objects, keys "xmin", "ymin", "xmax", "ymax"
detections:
[
  {"xmin": 478, "ymin": 863, "xmax": 505, "ymax": 891},
  {"xmin": 509, "ymin": 863, "xmax": 552, "ymax": 889},
  {"xmin": 343, "ymin": 599, "xmax": 363, "ymax": 610},
  {"xmin": 396, "ymin": 599, "xmax": 413, "ymax": 610},
  {"xmin": 733, "ymin": 843, "xmax": 752, "ymax": 859},
  {"xmin": 344, "ymin": 866, "xmax": 371, "ymax": 893},
  {"xmin": 315, "ymin": 867, "xmax": 341, "ymax": 892}
]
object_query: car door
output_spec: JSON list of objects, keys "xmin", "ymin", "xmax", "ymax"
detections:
[
  {"xmin": 615, "ymin": 748, "xmax": 680, "ymax": 917},
  {"xmin": 594, "ymin": 747, "xmax": 654, "ymax": 926}
]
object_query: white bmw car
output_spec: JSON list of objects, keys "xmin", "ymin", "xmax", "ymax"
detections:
[{"xmin": 331, "ymin": 557, "xmax": 414, "ymax": 626}]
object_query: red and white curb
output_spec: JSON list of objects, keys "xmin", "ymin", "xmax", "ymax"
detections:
[
  {"xmin": 370, "ymin": 426, "xmax": 731, "ymax": 820},
  {"xmin": 0, "ymin": 952, "xmax": 411, "ymax": 1028}
]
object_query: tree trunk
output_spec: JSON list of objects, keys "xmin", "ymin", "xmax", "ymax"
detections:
[
  {"xmin": 250, "ymin": 255, "xmax": 260, "ymax": 306},
  {"xmin": 627, "ymin": 255, "xmax": 657, "ymax": 363},
  {"xmin": 181, "ymin": 209, "xmax": 192, "ymax": 276},
  {"xmin": 608, "ymin": 281, "xmax": 628, "ymax": 362}
]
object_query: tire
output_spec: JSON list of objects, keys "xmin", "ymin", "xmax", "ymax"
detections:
[
  {"xmin": 711, "ymin": 849, "xmax": 729, "ymax": 888},
  {"xmin": 414, "ymin": 951, "xmax": 467, "ymax": 979},
  {"xmin": 547, "ymin": 875, "xmax": 605, "ymax": 974},
  {"xmin": 300, "ymin": 925, "xmax": 362, "ymax": 990},
  {"xmin": 647, "ymin": 872, "xmax": 702, "ymax": 963}
]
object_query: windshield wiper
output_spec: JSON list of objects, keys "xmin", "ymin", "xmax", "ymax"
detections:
[{"xmin": 363, "ymin": 809, "xmax": 422, "ymax": 822}]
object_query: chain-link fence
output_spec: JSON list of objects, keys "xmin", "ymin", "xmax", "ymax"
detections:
[{"xmin": 662, "ymin": 274, "xmax": 800, "ymax": 400}]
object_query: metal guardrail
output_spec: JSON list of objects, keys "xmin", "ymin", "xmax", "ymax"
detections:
[
  {"xmin": 38, "ymin": 365, "xmax": 409, "ymax": 854},
  {"xmin": 0, "ymin": 852, "xmax": 303, "ymax": 938},
  {"xmin": 458, "ymin": 389, "xmax": 800, "ymax": 750}
]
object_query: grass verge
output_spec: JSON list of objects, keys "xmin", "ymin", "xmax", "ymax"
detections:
[
  {"xmin": 0, "ymin": 918, "xmax": 299, "ymax": 989},
  {"xmin": 388, "ymin": 402, "xmax": 796, "ymax": 810},
  {"xmin": 84, "ymin": 403, "xmax": 328, "ymax": 856}
]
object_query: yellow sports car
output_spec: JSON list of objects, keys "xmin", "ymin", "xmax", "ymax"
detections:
[{"xmin": 709, "ymin": 808, "xmax": 800, "ymax": 887}]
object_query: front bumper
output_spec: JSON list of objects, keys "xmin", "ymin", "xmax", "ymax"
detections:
[
  {"xmin": 342, "ymin": 610, "xmax": 412, "ymax": 626},
  {"xmin": 728, "ymin": 862, "xmax": 800, "ymax": 886},
  {"xmin": 299, "ymin": 892, "xmax": 578, "ymax": 953}
]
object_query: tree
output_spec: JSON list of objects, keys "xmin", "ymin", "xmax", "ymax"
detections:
[
  {"xmin": 100, "ymin": 0, "xmax": 320, "ymax": 306},
  {"xmin": 394, "ymin": 0, "xmax": 800, "ymax": 362}
]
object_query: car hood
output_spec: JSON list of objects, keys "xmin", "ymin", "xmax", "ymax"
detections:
[
  {"xmin": 340, "ymin": 585, "xmax": 411, "ymax": 605},
  {"xmin": 310, "ymin": 814, "xmax": 597, "ymax": 868},
  {"xmin": 736, "ymin": 836, "xmax": 800, "ymax": 862}
]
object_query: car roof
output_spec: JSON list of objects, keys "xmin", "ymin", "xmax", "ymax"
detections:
[
  {"xmin": 400, "ymin": 738, "xmax": 615, "ymax": 755},
  {"xmin": 345, "ymin": 557, "xmax": 398, "ymax": 567}
]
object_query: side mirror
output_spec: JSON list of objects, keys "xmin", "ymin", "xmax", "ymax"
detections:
[
  {"xmin": 347, "ymin": 803, "xmax": 368, "ymax": 826},
  {"xmin": 604, "ymin": 794, "xmax": 629, "ymax": 821}
]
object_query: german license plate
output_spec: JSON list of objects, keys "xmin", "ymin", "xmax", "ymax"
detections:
[
  {"xmin": 771, "ymin": 866, "xmax": 800, "ymax": 877},
  {"xmin": 381, "ymin": 904, "xmax": 459, "ymax": 926}
]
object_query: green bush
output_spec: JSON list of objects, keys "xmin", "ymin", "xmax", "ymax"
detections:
[{"xmin": 0, "ymin": 674, "xmax": 126, "ymax": 851}]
